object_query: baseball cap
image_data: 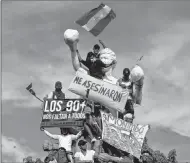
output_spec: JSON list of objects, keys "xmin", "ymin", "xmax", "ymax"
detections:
[{"xmin": 78, "ymin": 140, "xmax": 87, "ymax": 146}]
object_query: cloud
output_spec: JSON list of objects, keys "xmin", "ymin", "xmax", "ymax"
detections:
[
  {"xmin": 135, "ymin": 104, "xmax": 190, "ymax": 137},
  {"xmin": 131, "ymin": 21, "xmax": 190, "ymax": 137},
  {"xmin": 145, "ymin": 21, "xmax": 190, "ymax": 68},
  {"xmin": 2, "ymin": 3, "xmax": 190, "ymax": 161},
  {"xmin": 2, "ymin": 135, "xmax": 42, "ymax": 162}
]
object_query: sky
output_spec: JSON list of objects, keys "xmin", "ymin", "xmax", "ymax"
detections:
[{"xmin": 1, "ymin": 1, "xmax": 190, "ymax": 162}]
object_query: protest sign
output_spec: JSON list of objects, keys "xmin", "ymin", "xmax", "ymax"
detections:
[
  {"xmin": 101, "ymin": 111, "xmax": 150, "ymax": 159},
  {"xmin": 68, "ymin": 70, "xmax": 129, "ymax": 113},
  {"xmin": 40, "ymin": 99, "xmax": 86, "ymax": 128}
]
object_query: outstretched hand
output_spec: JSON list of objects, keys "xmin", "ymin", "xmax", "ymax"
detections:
[
  {"xmin": 99, "ymin": 40, "xmax": 106, "ymax": 49},
  {"xmin": 99, "ymin": 40, "xmax": 103, "ymax": 44}
]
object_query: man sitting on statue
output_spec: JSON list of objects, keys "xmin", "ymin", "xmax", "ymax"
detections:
[
  {"xmin": 75, "ymin": 39, "xmax": 117, "ymax": 82},
  {"xmin": 41, "ymin": 127, "xmax": 82, "ymax": 163},
  {"xmin": 117, "ymin": 68, "xmax": 135, "ymax": 123}
]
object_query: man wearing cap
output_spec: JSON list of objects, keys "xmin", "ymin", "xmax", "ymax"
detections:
[
  {"xmin": 46, "ymin": 81, "xmax": 65, "ymax": 100},
  {"xmin": 35, "ymin": 158, "xmax": 43, "ymax": 163},
  {"xmin": 77, "ymin": 44, "xmax": 101, "ymax": 69},
  {"xmin": 74, "ymin": 140, "xmax": 96, "ymax": 163}
]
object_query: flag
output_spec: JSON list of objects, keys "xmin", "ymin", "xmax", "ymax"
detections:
[
  {"xmin": 29, "ymin": 89, "xmax": 36, "ymax": 96},
  {"xmin": 75, "ymin": 3, "xmax": 116, "ymax": 36},
  {"xmin": 26, "ymin": 83, "xmax": 32, "ymax": 90}
]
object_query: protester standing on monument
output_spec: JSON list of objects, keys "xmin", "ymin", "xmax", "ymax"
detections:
[
  {"xmin": 117, "ymin": 68, "xmax": 135, "ymax": 122},
  {"xmin": 76, "ymin": 40, "xmax": 106, "ymax": 70},
  {"xmin": 46, "ymin": 81, "xmax": 65, "ymax": 100},
  {"xmin": 41, "ymin": 127, "xmax": 82, "ymax": 163},
  {"xmin": 83, "ymin": 106, "xmax": 102, "ymax": 143},
  {"xmin": 74, "ymin": 140, "xmax": 96, "ymax": 163},
  {"xmin": 77, "ymin": 44, "xmax": 100, "ymax": 68}
]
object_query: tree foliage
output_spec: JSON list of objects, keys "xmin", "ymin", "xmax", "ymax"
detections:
[
  {"xmin": 141, "ymin": 138, "xmax": 178, "ymax": 163},
  {"xmin": 168, "ymin": 149, "xmax": 178, "ymax": 163}
]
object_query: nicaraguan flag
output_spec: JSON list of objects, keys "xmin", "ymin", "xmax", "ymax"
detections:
[{"xmin": 75, "ymin": 3, "xmax": 116, "ymax": 36}]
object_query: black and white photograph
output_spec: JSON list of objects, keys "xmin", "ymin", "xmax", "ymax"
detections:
[{"xmin": 1, "ymin": 1, "xmax": 190, "ymax": 163}]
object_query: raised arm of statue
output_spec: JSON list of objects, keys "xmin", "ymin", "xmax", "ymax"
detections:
[{"xmin": 64, "ymin": 29, "xmax": 81, "ymax": 72}]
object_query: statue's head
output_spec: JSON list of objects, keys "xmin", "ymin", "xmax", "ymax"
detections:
[{"xmin": 98, "ymin": 48, "xmax": 117, "ymax": 74}]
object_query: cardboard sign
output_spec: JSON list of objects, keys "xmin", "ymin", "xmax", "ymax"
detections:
[
  {"xmin": 101, "ymin": 111, "xmax": 150, "ymax": 159},
  {"xmin": 40, "ymin": 99, "xmax": 86, "ymax": 128},
  {"xmin": 68, "ymin": 70, "xmax": 129, "ymax": 113}
]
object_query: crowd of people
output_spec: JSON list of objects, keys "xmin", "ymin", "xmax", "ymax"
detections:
[{"xmin": 35, "ymin": 41, "xmax": 138, "ymax": 163}]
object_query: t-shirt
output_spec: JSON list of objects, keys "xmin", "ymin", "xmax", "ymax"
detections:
[
  {"xmin": 47, "ymin": 91, "xmax": 65, "ymax": 100},
  {"xmin": 118, "ymin": 78, "xmax": 133, "ymax": 100},
  {"xmin": 49, "ymin": 159, "xmax": 57, "ymax": 163},
  {"xmin": 44, "ymin": 130, "xmax": 82, "ymax": 151},
  {"xmin": 74, "ymin": 150, "xmax": 95, "ymax": 162}
]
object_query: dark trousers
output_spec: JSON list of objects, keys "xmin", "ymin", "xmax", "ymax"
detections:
[{"xmin": 118, "ymin": 99, "xmax": 134, "ymax": 119}]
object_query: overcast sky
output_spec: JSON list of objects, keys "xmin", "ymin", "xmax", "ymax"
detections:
[{"xmin": 2, "ymin": 1, "xmax": 190, "ymax": 162}]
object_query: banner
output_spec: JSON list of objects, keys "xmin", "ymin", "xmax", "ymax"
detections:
[
  {"xmin": 40, "ymin": 99, "xmax": 87, "ymax": 128},
  {"xmin": 101, "ymin": 111, "xmax": 150, "ymax": 159},
  {"xmin": 68, "ymin": 70, "xmax": 128, "ymax": 113}
]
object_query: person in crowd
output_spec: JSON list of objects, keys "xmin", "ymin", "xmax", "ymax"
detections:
[
  {"xmin": 124, "ymin": 113, "xmax": 134, "ymax": 124},
  {"xmin": 82, "ymin": 106, "xmax": 104, "ymax": 155},
  {"xmin": 35, "ymin": 158, "xmax": 43, "ymax": 163},
  {"xmin": 83, "ymin": 106, "xmax": 102, "ymax": 144},
  {"xmin": 46, "ymin": 81, "xmax": 65, "ymax": 100},
  {"xmin": 23, "ymin": 158, "xmax": 27, "ymax": 163},
  {"xmin": 25, "ymin": 156, "xmax": 33, "ymax": 163},
  {"xmin": 47, "ymin": 154, "xmax": 57, "ymax": 163},
  {"xmin": 44, "ymin": 157, "xmax": 50, "ymax": 163},
  {"xmin": 74, "ymin": 140, "xmax": 96, "ymax": 163},
  {"xmin": 41, "ymin": 127, "xmax": 82, "ymax": 163},
  {"xmin": 117, "ymin": 68, "xmax": 135, "ymax": 122}
]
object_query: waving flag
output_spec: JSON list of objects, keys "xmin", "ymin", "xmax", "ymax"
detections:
[
  {"xmin": 75, "ymin": 3, "xmax": 116, "ymax": 36},
  {"xmin": 26, "ymin": 83, "xmax": 32, "ymax": 90}
]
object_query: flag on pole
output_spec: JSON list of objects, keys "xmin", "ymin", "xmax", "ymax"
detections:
[
  {"xmin": 75, "ymin": 3, "xmax": 116, "ymax": 36},
  {"xmin": 26, "ymin": 83, "xmax": 32, "ymax": 90}
]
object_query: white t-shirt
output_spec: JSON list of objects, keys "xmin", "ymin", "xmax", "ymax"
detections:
[
  {"xmin": 49, "ymin": 159, "xmax": 57, "ymax": 163},
  {"xmin": 44, "ymin": 130, "xmax": 82, "ymax": 152},
  {"xmin": 74, "ymin": 150, "xmax": 95, "ymax": 162}
]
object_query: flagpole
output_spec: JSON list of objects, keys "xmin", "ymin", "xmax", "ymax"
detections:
[
  {"xmin": 26, "ymin": 83, "xmax": 44, "ymax": 103},
  {"xmin": 130, "ymin": 55, "xmax": 144, "ymax": 71},
  {"xmin": 34, "ymin": 95, "xmax": 43, "ymax": 103}
]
